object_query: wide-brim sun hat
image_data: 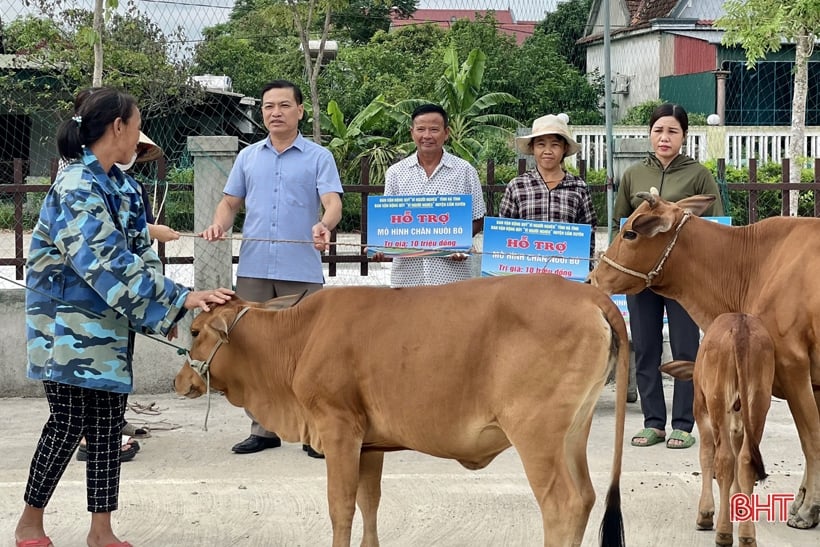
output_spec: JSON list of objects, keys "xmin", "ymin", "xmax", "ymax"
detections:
[
  {"xmin": 136, "ymin": 131, "xmax": 163, "ymax": 163},
  {"xmin": 515, "ymin": 114, "xmax": 581, "ymax": 157}
]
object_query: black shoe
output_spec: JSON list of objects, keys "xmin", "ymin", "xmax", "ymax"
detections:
[
  {"xmin": 76, "ymin": 443, "xmax": 138, "ymax": 462},
  {"xmin": 232, "ymin": 434, "xmax": 282, "ymax": 454},
  {"xmin": 302, "ymin": 444, "xmax": 325, "ymax": 459}
]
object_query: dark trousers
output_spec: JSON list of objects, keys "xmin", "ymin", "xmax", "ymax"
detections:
[
  {"xmin": 236, "ymin": 277, "xmax": 322, "ymax": 438},
  {"xmin": 626, "ymin": 288, "xmax": 699, "ymax": 432},
  {"xmin": 25, "ymin": 381, "xmax": 127, "ymax": 513}
]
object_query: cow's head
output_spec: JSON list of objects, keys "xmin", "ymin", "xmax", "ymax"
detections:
[
  {"xmin": 174, "ymin": 293, "xmax": 305, "ymax": 399},
  {"xmin": 588, "ymin": 192, "xmax": 716, "ymax": 294}
]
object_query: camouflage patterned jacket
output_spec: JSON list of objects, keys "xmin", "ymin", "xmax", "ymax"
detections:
[{"xmin": 26, "ymin": 150, "xmax": 189, "ymax": 393}]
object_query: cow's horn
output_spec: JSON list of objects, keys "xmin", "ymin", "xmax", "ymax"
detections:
[{"xmin": 636, "ymin": 191, "xmax": 657, "ymax": 207}]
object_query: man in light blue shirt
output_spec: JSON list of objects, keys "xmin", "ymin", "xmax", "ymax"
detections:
[{"xmin": 202, "ymin": 80, "xmax": 343, "ymax": 457}]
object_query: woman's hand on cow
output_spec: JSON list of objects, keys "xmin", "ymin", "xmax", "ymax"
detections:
[{"xmin": 184, "ymin": 287, "xmax": 234, "ymax": 312}]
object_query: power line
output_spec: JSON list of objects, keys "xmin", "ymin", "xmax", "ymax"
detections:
[{"xmin": 137, "ymin": 0, "xmax": 235, "ymax": 9}]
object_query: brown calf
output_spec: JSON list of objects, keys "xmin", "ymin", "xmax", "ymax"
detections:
[{"xmin": 662, "ymin": 313, "xmax": 775, "ymax": 546}]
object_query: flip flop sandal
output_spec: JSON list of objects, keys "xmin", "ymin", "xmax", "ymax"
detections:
[
  {"xmin": 630, "ymin": 427, "xmax": 666, "ymax": 447},
  {"xmin": 122, "ymin": 422, "xmax": 151, "ymax": 438},
  {"xmin": 77, "ymin": 442, "xmax": 138, "ymax": 462},
  {"xmin": 667, "ymin": 429, "xmax": 696, "ymax": 449},
  {"xmin": 16, "ymin": 537, "xmax": 53, "ymax": 547}
]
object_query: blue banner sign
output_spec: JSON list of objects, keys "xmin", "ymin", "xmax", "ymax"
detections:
[
  {"xmin": 480, "ymin": 217, "xmax": 592, "ymax": 281},
  {"xmin": 366, "ymin": 195, "xmax": 474, "ymax": 257}
]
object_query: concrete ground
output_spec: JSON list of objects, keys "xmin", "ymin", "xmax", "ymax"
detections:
[{"xmin": 0, "ymin": 381, "xmax": 815, "ymax": 547}]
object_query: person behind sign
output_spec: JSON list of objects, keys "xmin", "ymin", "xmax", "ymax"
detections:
[
  {"xmin": 123, "ymin": 131, "xmax": 180, "ymax": 244},
  {"xmin": 613, "ymin": 102, "xmax": 723, "ymax": 449},
  {"xmin": 15, "ymin": 86, "xmax": 233, "ymax": 547},
  {"xmin": 200, "ymin": 79, "xmax": 343, "ymax": 458},
  {"xmin": 375, "ymin": 103, "xmax": 486, "ymax": 286},
  {"xmin": 499, "ymin": 114, "xmax": 597, "ymax": 266}
]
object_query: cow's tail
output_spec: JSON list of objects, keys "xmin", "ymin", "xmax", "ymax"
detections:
[
  {"xmin": 734, "ymin": 319, "xmax": 768, "ymax": 484},
  {"xmin": 599, "ymin": 300, "xmax": 627, "ymax": 547}
]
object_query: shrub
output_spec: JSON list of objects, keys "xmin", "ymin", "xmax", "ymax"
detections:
[{"xmin": 704, "ymin": 160, "xmax": 816, "ymax": 225}]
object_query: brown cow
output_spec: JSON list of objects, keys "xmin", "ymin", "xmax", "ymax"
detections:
[
  {"xmin": 174, "ymin": 274, "xmax": 628, "ymax": 547},
  {"xmin": 661, "ymin": 313, "xmax": 775, "ymax": 547},
  {"xmin": 588, "ymin": 191, "xmax": 820, "ymax": 530}
]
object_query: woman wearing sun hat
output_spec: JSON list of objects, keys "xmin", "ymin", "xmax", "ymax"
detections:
[
  {"xmin": 124, "ymin": 132, "xmax": 181, "ymax": 244},
  {"xmin": 499, "ymin": 114, "xmax": 597, "ymax": 264}
]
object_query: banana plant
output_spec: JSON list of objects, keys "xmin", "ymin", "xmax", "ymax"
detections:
[
  {"xmin": 322, "ymin": 94, "xmax": 399, "ymax": 184},
  {"xmin": 434, "ymin": 47, "xmax": 521, "ymax": 165},
  {"xmin": 383, "ymin": 47, "xmax": 521, "ymax": 165}
]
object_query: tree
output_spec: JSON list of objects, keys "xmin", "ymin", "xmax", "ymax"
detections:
[
  {"xmin": 193, "ymin": 23, "xmax": 304, "ymax": 98},
  {"xmin": 358, "ymin": 44, "xmax": 523, "ymax": 166},
  {"xmin": 323, "ymin": 94, "xmax": 398, "ymax": 183},
  {"xmin": 431, "ymin": 47, "xmax": 520, "ymax": 164},
  {"xmin": 26, "ymin": 0, "xmax": 122, "ymax": 87},
  {"xmin": 446, "ymin": 13, "xmax": 603, "ymax": 125},
  {"xmin": 513, "ymin": 31, "xmax": 603, "ymax": 124},
  {"xmin": 446, "ymin": 14, "xmax": 519, "ymax": 110},
  {"xmin": 332, "ymin": 0, "xmax": 417, "ymax": 44},
  {"xmin": 717, "ymin": 0, "xmax": 820, "ymax": 215},
  {"xmin": 205, "ymin": 0, "xmax": 407, "ymax": 142},
  {"xmin": 536, "ymin": 0, "xmax": 591, "ymax": 72},
  {"xmin": 1, "ymin": 5, "xmax": 202, "ymax": 117},
  {"xmin": 318, "ymin": 23, "xmax": 448, "ymax": 117},
  {"xmin": 287, "ymin": 0, "xmax": 337, "ymax": 143}
]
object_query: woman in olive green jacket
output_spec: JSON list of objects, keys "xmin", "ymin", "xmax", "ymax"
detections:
[{"xmin": 614, "ymin": 103, "xmax": 723, "ymax": 450}]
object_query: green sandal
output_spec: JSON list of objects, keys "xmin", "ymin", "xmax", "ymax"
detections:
[
  {"xmin": 666, "ymin": 429, "xmax": 696, "ymax": 449},
  {"xmin": 630, "ymin": 428, "xmax": 665, "ymax": 447}
]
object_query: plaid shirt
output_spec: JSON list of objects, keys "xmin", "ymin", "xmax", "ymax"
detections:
[{"xmin": 499, "ymin": 170, "xmax": 597, "ymax": 259}]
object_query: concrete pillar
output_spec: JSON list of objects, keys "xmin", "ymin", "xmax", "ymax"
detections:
[
  {"xmin": 187, "ymin": 136, "xmax": 238, "ymax": 291},
  {"xmin": 713, "ymin": 70, "xmax": 731, "ymax": 127},
  {"xmin": 612, "ymin": 137, "xmax": 650, "ymax": 189}
]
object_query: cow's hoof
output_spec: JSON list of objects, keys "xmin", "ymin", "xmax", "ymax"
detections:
[
  {"xmin": 787, "ymin": 511, "xmax": 819, "ymax": 529},
  {"xmin": 738, "ymin": 537, "xmax": 756, "ymax": 546},
  {"xmin": 715, "ymin": 531, "xmax": 733, "ymax": 546},
  {"xmin": 627, "ymin": 390, "xmax": 638, "ymax": 403},
  {"xmin": 697, "ymin": 511, "xmax": 714, "ymax": 530}
]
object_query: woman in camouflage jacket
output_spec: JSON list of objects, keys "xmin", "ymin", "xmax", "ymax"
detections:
[{"xmin": 15, "ymin": 87, "xmax": 233, "ymax": 547}]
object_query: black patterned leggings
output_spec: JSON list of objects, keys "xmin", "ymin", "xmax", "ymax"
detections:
[{"xmin": 24, "ymin": 380, "xmax": 128, "ymax": 513}]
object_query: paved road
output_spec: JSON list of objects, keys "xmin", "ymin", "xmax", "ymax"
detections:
[{"xmin": 1, "ymin": 382, "xmax": 815, "ymax": 547}]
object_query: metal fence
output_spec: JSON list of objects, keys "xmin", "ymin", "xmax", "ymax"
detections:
[
  {"xmin": 571, "ymin": 126, "xmax": 820, "ymax": 170},
  {"xmin": 1, "ymin": 155, "xmax": 818, "ymax": 287}
]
